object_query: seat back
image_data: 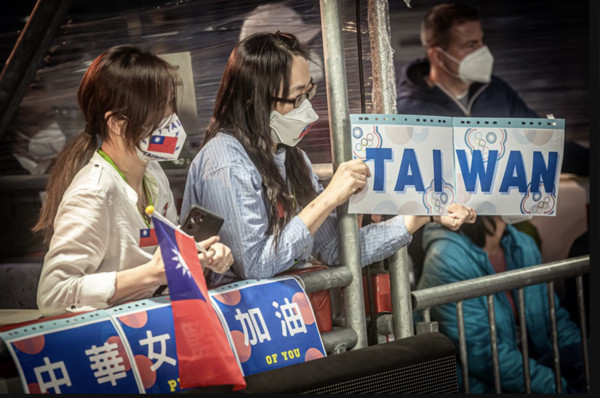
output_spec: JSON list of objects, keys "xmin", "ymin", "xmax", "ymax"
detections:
[{"xmin": 0, "ymin": 262, "xmax": 43, "ymax": 309}]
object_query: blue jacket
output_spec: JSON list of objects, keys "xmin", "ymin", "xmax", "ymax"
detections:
[
  {"xmin": 418, "ymin": 223, "xmax": 581, "ymax": 393},
  {"xmin": 396, "ymin": 58, "xmax": 539, "ymax": 118}
]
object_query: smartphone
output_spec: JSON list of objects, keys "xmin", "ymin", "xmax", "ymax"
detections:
[{"xmin": 180, "ymin": 205, "xmax": 224, "ymax": 242}]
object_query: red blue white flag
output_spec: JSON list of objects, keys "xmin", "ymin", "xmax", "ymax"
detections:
[
  {"xmin": 139, "ymin": 228, "xmax": 157, "ymax": 247},
  {"xmin": 147, "ymin": 135, "xmax": 178, "ymax": 154},
  {"xmin": 151, "ymin": 212, "xmax": 246, "ymax": 390}
]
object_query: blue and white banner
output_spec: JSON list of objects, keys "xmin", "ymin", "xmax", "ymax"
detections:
[
  {"xmin": 0, "ymin": 297, "xmax": 190, "ymax": 394},
  {"xmin": 1, "ymin": 310, "xmax": 140, "ymax": 394},
  {"xmin": 348, "ymin": 114, "xmax": 564, "ymax": 216},
  {"xmin": 209, "ymin": 277, "xmax": 326, "ymax": 376},
  {"xmin": 108, "ymin": 297, "xmax": 186, "ymax": 393},
  {"xmin": 1, "ymin": 278, "xmax": 330, "ymax": 393}
]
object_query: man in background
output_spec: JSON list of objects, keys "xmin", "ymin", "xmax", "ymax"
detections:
[
  {"xmin": 396, "ymin": 0, "xmax": 588, "ymax": 342},
  {"xmin": 396, "ymin": 2, "xmax": 537, "ymax": 118}
]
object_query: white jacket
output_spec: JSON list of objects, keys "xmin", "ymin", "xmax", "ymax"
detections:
[{"xmin": 37, "ymin": 151, "xmax": 177, "ymax": 316}]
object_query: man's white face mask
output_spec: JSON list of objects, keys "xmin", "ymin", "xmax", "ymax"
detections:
[
  {"xmin": 270, "ymin": 99, "xmax": 319, "ymax": 147},
  {"xmin": 439, "ymin": 45, "xmax": 494, "ymax": 84}
]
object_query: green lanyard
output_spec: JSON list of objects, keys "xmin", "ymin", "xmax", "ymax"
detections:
[{"xmin": 97, "ymin": 148, "xmax": 154, "ymax": 227}]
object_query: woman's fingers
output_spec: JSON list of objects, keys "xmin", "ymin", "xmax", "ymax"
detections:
[
  {"xmin": 329, "ymin": 159, "xmax": 370, "ymax": 198},
  {"xmin": 199, "ymin": 243, "xmax": 233, "ymax": 274},
  {"xmin": 467, "ymin": 207, "xmax": 477, "ymax": 223},
  {"xmin": 196, "ymin": 235, "xmax": 220, "ymax": 253},
  {"xmin": 439, "ymin": 204, "xmax": 477, "ymax": 230}
]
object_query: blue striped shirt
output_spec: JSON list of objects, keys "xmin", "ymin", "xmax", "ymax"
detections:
[{"xmin": 181, "ymin": 132, "xmax": 412, "ymax": 286}]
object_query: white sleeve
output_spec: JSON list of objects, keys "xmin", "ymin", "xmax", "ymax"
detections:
[{"xmin": 37, "ymin": 186, "xmax": 115, "ymax": 316}]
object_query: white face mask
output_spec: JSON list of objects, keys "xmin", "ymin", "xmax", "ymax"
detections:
[
  {"xmin": 439, "ymin": 45, "xmax": 494, "ymax": 84},
  {"xmin": 136, "ymin": 113, "xmax": 186, "ymax": 162},
  {"xmin": 500, "ymin": 215, "xmax": 533, "ymax": 224},
  {"xmin": 270, "ymin": 99, "xmax": 319, "ymax": 147},
  {"xmin": 14, "ymin": 122, "xmax": 66, "ymax": 175}
]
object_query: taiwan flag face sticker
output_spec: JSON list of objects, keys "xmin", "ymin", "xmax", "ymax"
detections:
[
  {"xmin": 148, "ymin": 135, "xmax": 177, "ymax": 154},
  {"xmin": 136, "ymin": 113, "xmax": 187, "ymax": 162}
]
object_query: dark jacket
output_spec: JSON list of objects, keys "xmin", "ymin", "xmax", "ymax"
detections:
[
  {"xmin": 396, "ymin": 58, "xmax": 539, "ymax": 118},
  {"xmin": 419, "ymin": 223, "xmax": 581, "ymax": 393}
]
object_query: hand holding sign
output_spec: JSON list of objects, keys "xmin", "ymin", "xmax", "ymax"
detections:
[
  {"xmin": 434, "ymin": 203, "xmax": 477, "ymax": 231},
  {"xmin": 323, "ymin": 159, "xmax": 371, "ymax": 206}
]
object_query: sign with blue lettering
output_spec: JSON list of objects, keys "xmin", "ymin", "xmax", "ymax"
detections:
[
  {"xmin": 453, "ymin": 117, "xmax": 564, "ymax": 215},
  {"xmin": 109, "ymin": 297, "xmax": 187, "ymax": 393},
  {"xmin": 349, "ymin": 114, "xmax": 455, "ymax": 215},
  {"xmin": 1, "ymin": 311, "xmax": 141, "ymax": 393},
  {"xmin": 209, "ymin": 277, "xmax": 326, "ymax": 376},
  {"xmin": 348, "ymin": 114, "xmax": 564, "ymax": 216}
]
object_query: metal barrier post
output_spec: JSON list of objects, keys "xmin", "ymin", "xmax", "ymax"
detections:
[
  {"xmin": 576, "ymin": 276, "xmax": 590, "ymax": 393},
  {"xmin": 547, "ymin": 281, "xmax": 562, "ymax": 393},
  {"xmin": 456, "ymin": 301, "xmax": 470, "ymax": 393},
  {"xmin": 517, "ymin": 288, "xmax": 532, "ymax": 394},
  {"xmin": 319, "ymin": 0, "xmax": 368, "ymax": 350},
  {"xmin": 366, "ymin": 0, "xmax": 414, "ymax": 340},
  {"xmin": 486, "ymin": 295, "xmax": 501, "ymax": 393}
]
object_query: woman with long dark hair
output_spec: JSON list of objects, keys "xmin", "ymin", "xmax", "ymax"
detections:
[
  {"xmin": 182, "ymin": 32, "xmax": 476, "ymax": 287},
  {"xmin": 35, "ymin": 45, "xmax": 233, "ymax": 316}
]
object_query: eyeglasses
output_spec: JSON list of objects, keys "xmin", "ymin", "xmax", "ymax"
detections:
[{"xmin": 273, "ymin": 81, "xmax": 317, "ymax": 108}]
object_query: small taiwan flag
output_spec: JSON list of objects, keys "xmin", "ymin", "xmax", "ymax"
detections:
[
  {"xmin": 152, "ymin": 211, "xmax": 246, "ymax": 391},
  {"xmin": 148, "ymin": 135, "xmax": 177, "ymax": 154},
  {"xmin": 299, "ymin": 122, "xmax": 314, "ymax": 140},
  {"xmin": 139, "ymin": 228, "xmax": 157, "ymax": 247}
]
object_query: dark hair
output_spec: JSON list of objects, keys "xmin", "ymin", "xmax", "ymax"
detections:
[
  {"xmin": 459, "ymin": 215, "xmax": 497, "ymax": 248},
  {"xmin": 204, "ymin": 32, "xmax": 318, "ymax": 241},
  {"xmin": 421, "ymin": 2, "xmax": 480, "ymax": 49},
  {"xmin": 34, "ymin": 45, "xmax": 179, "ymax": 242}
]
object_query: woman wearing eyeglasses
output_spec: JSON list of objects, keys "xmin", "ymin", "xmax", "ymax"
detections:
[{"xmin": 182, "ymin": 32, "xmax": 476, "ymax": 287}]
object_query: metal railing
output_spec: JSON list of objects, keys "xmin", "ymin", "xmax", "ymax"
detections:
[
  {"xmin": 293, "ymin": 266, "xmax": 357, "ymax": 354},
  {"xmin": 410, "ymin": 255, "xmax": 590, "ymax": 394},
  {"xmin": 318, "ymin": 0, "xmax": 416, "ymax": 353}
]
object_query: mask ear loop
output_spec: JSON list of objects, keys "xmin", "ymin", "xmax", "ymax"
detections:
[{"xmin": 435, "ymin": 47, "xmax": 462, "ymax": 81}]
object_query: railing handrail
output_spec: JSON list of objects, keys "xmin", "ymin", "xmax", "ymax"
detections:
[
  {"xmin": 412, "ymin": 255, "xmax": 589, "ymax": 311},
  {"xmin": 293, "ymin": 265, "xmax": 352, "ymax": 293}
]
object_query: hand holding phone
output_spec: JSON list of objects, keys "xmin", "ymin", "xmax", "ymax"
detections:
[
  {"xmin": 180, "ymin": 205, "xmax": 233, "ymax": 273},
  {"xmin": 180, "ymin": 205, "xmax": 224, "ymax": 243}
]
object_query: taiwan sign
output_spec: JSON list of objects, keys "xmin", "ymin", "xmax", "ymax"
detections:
[{"xmin": 348, "ymin": 114, "xmax": 564, "ymax": 216}]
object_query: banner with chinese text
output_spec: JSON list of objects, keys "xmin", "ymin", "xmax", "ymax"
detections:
[
  {"xmin": 1, "ymin": 309, "xmax": 140, "ymax": 393},
  {"xmin": 0, "ymin": 297, "xmax": 188, "ymax": 394},
  {"xmin": 108, "ymin": 297, "xmax": 185, "ymax": 393},
  {"xmin": 209, "ymin": 276, "xmax": 326, "ymax": 376}
]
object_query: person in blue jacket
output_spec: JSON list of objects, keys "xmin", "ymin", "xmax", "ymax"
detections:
[
  {"xmin": 418, "ymin": 216, "xmax": 585, "ymax": 393},
  {"xmin": 396, "ymin": 2, "xmax": 537, "ymax": 118}
]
